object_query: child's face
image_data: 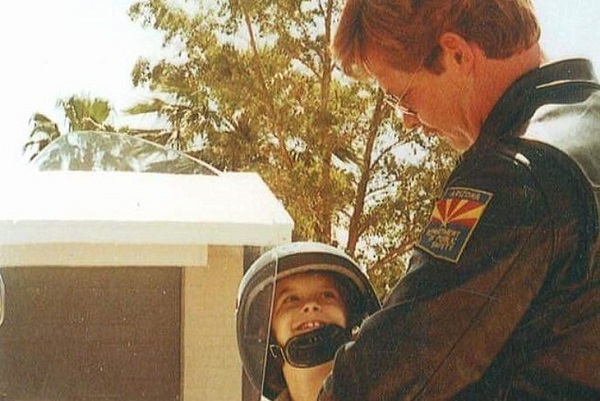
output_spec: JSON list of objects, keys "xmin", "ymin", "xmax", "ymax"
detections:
[{"xmin": 271, "ymin": 272, "xmax": 347, "ymax": 347}]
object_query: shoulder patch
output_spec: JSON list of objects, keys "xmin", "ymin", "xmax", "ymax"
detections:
[{"xmin": 416, "ymin": 187, "xmax": 493, "ymax": 263}]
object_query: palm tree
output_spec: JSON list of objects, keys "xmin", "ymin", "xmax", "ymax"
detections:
[
  {"xmin": 24, "ymin": 95, "xmax": 116, "ymax": 160},
  {"xmin": 24, "ymin": 113, "xmax": 62, "ymax": 161},
  {"xmin": 58, "ymin": 96, "xmax": 115, "ymax": 132}
]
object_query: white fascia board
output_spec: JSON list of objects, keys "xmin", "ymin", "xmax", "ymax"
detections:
[
  {"xmin": 0, "ymin": 171, "xmax": 294, "ymax": 247},
  {"xmin": 0, "ymin": 243, "xmax": 209, "ymax": 268}
]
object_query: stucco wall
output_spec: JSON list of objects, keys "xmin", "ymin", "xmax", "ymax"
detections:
[{"xmin": 183, "ymin": 245, "xmax": 244, "ymax": 401}]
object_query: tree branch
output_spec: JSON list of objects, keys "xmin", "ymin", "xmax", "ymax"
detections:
[
  {"xmin": 346, "ymin": 90, "xmax": 387, "ymax": 254},
  {"xmin": 369, "ymin": 240, "xmax": 414, "ymax": 273},
  {"xmin": 239, "ymin": 1, "xmax": 294, "ymax": 169}
]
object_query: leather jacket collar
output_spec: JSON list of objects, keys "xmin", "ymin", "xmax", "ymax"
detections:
[{"xmin": 469, "ymin": 58, "xmax": 599, "ymax": 156}]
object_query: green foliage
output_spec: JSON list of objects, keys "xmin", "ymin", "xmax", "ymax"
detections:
[
  {"xmin": 58, "ymin": 96, "xmax": 115, "ymax": 132},
  {"xmin": 24, "ymin": 113, "xmax": 62, "ymax": 161},
  {"xmin": 25, "ymin": 95, "xmax": 117, "ymax": 161},
  {"xmin": 128, "ymin": 0, "xmax": 457, "ymax": 298}
]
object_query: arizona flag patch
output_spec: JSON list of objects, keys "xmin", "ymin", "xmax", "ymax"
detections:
[{"xmin": 417, "ymin": 187, "xmax": 493, "ymax": 263}]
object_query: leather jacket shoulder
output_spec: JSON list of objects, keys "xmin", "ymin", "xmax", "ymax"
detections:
[{"xmin": 318, "ymin": 59, "xmax": 600, "ymax": 401}]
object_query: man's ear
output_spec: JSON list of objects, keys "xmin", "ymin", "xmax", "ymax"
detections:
[{"xmin": 438, "ymin": 32, "xmax": 475, "ymax": 73}]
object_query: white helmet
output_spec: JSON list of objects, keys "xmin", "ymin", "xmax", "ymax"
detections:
[{"xmin": 235, "ymin": 242, "xmax": 380, "ymax": 400}]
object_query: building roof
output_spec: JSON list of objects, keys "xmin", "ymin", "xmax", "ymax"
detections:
[{"xmin": 0, "ymin": 170, "xmax": 294, "ymax": 247}]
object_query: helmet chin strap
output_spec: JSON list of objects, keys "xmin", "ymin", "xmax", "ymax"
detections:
[{"xmin": 269, "ymin": 324, "xmax": 351, "ymax": 368}]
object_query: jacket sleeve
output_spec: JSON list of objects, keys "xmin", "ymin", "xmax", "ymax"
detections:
[{"xmin": 318, "ymin": 151, "xmax": 579, "ymax": 401}]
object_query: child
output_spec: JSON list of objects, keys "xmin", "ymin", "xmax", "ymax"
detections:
[{"xmin": 236, "ymin": 242, "xmax": 380, "ymax": 401}]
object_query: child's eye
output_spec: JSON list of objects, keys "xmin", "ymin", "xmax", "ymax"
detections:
[
  {"xmin": 321, "ymin": 291, "xmax": 338, "ymax": 300},
  {"xmin": 282, "ymin": 294, "xmax": 300, "ymax": 304}
]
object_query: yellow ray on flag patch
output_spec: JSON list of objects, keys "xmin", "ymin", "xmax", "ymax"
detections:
[{"xmin": 417, "ymin": 187, "xmax": 493, "ymax": 263}]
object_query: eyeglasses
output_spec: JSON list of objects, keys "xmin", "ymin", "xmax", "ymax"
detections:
[{"xmin": 383, "ymin": 68, "xmax": 420, "ymax": 117}]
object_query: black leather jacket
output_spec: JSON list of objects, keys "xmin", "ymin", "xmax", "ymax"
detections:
[{"xmin": 318, "ymin": 59, "xmax": 600, "ymax": 401}]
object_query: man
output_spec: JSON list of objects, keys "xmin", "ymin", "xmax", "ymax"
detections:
[
  {"xmin": 318, "ymin": 1, "xmax": 600, "ymax": 400},
  {"xmin": 236, "ymin": 242, "xmax": 380, "ymax": 400}
]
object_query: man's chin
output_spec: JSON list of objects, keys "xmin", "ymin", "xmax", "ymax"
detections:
[{"xmin": 444, "ymin": 135, "xmax": 473, "ymax": 153}]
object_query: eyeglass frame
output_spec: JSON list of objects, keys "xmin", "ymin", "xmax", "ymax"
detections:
[{"xmin": 383, "ymin": 67, "xmax": 420, "ymax": 117}]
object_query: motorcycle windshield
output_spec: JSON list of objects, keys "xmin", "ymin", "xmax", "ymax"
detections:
[
  {"xmin": 0, "ymin": 273, "xmax": 4, "ymax": 327},
  {"xmin": 31, "ymin": 131, "xmax": 220, "ymax": 175},
  {"xmin": 237, "ymin": 249, "xmax": 282, "ymax": 400}
]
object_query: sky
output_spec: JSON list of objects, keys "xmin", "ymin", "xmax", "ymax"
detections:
[{"xmin": 1, "ymin": 0, "xmax": 599, "ymax": 173}]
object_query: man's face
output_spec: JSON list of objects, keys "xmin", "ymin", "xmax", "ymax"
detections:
[
  {"xmin": 271, "ymin": 272, "xmax": 347, "ymax": 347},
  {"xmin": 365, "ymin": 46, "xmax": 475, "ymax": 152}
]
